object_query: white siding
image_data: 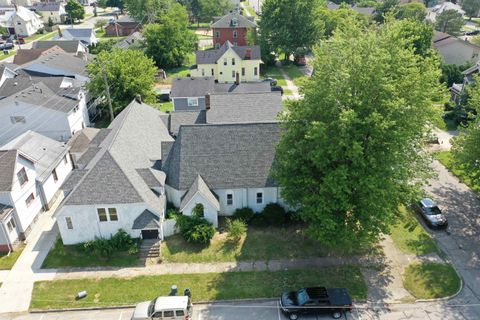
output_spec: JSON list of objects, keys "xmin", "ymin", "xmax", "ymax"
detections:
[
  {"xmin": 40, "ymin": 154, "xmax": 72, "ymax": 205},
  {"xmin": 165, "ymin": 185, "xmax": 185, "ymax": 208},
  {"xmin": 57, "ymin": 203, "xmax": 156, "ymax": 245},
  {"xmin": 162, "ymin": 218, "xmax": 178, "ymax": 238},
  {"xmin": 181, "ymin": 192, "xmax": 218, "ymax": 227}
]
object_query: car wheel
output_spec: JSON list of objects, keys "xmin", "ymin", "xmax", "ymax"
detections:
[
  {"xmin": 332, "ymin": 311, "xmax": 342, "ymax": 319},
  {"xmin": 289, "ymin": 313, "xmax": 298, "ymax": 320}
]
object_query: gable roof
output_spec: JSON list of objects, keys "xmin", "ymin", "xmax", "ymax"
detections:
[
  {"xmin": 0, "ymin": 131, "xmax": 69, "ymax": 182},
  {"xmin": 161, "ymin": 110, "xmax": 207, "ymax": 135},
  {"xmin": 21, "ymin": 50, "xmax": 88, "ymax": 77},
  {"xmin": 179, "ymin": 174, "xmax": 220, "ymax": 211},
  {"xmin": 114, "ymin": 31, "xmax": 144, "ymax": 49},
  {"xmin": 33, "ymin": 3, "xmax": 63, "ymax": 11},
  {"xmin": 207, "ymin": 92, "xmax": 283, "ymax": 124},
  {"xmin": 63, "ymin": 100, "xmax": 174, "ymax": 213},
  {"xmin": 33, "ymin": 40, "xmax": 86, "ymax": 53},
  {"xmin": 211, "ymin": 11, "xmax": 257, "ymax": 28},
  {"xmin": 12, "ymin": 6, "xmax": 40, "ymax": 22},
  {"xmin": 67, "ymin": 128, "xmax": 101, "ymax": 154},
  {"xmin": 196, "ymin": 41, "xmax": 261, "ymax": 64},
  {"xmin": 170, "ymin": 77, "xmax": 271, "ymax": 98},
  {"xmin": 0, "ymin": 150, "xmax": 18, "ymax": 192},
  {"xmin": 163, "ymin": 122, "xmax": 281, "ymax": 190},
  {"xmin": 13, "ymin": 46, "xmax": 67, "ymax": 65},
  {"xmin": 63, "ymin": 28, "xmax": 94, "ymax": 38},
  {"xmin": 132, "ymin": 209, "xmax": 160, "ymax": 229}
]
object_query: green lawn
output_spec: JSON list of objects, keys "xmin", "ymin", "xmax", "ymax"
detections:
[
  {"xmin": 0, "ymin": 245, "xmax": 24, "ymax": 270},
  {"xmin": 31, "ymin": 267, "xmax": 367, "ymax": 310},
  {"xmin": 24, "ymin": 31, "xmax": 57, "ymax": 43},
  {"xmin": 161, "ymin": 53, "xmax": 196, "ymax": 84},
  {"xmin": 283, "ymin": 88, "xmax": 293, "ymax": 96},
  {"xmin": 243, "ymin": 5, "xmax": 256, "ymax": 17},
  {"xmin": 281, "ymin": 64, "xmax": 307, "ymax": 86},
  {"xmin": 0, "ymin": 50, "xmax": 16, "ymax": 61},
  {"xmin": 42, "ymin": 238, "xmax": 140, "ymax": 269},
  {"xmin": 162, "ymin": 226, "xmax": 368, "ymax": 263},
  {"xmin": 390, "ymin": 207, "xmax": 439, "ymax": 256},
  {"xmin": 435, "ymin": 151, "xmax": 479, "ymax": 193},
  {"xmin": 403, "ymin": 262, "xmax": 460, "ymax": 299},
  {"xmin": 152, "ymin": 101, "xmax": 173, "ymax": 112}
]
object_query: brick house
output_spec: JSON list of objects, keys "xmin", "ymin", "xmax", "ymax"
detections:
[{"xmin": 211, "ymin": 11, "xmax": 257, "ymax": 48}]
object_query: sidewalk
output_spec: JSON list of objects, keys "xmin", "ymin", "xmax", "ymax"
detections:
[
  {"xmin": 0, "ymin": 196, "xmax": 62, "ymax": 313},
  {"xmin": 279, "ymin": 68, "xmax": 301, "ymax": 101}
]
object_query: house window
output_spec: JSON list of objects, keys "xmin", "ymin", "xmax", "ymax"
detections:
[
  {"xmin": 10, "ymin": 116, "xmax": 26, "ymax": 124},
  {"xmin": 97, "ymin": 208, "xmax": 108, "ymax": 222},
  {"xmin": 232, "ymin": 58, "xmax": 235, "ymax": 65},
  {"xmin": 65, "ymin": 217, "xmax": 73, "ymax": 229},
  {"xmin": 241, "ymin": 67, "xmax": 245, "ymax": 76},
  {"xmin": 233, "ymin": 30, "xmax": 238, "ymax": 38},
  {"xmin": 17, "ymin": 168, "xmax": 28, "ymax": 187},
  {"xmin": 211, "ymin": 68, "xmax": 214, "ymax": 76},
  {"xmin": 232, "ymin": 71, "xmax": 235, "ymax": 78},
  {"xmin": 108, "ymin": 208, "xmax": 118, "ymax": 221},
  {"xmin": 201, "ymin": 69, "xmax": 205, "ymax": 76},
  {"xmin": 256, "ymin": 192, "xmax": 263, "ymax": 204},
  {"xmin": 52, "ymin": 168, "xmax": 58, "ymax": 182},
  {"xmin": 215, "ymin": 30, "xmax": 220, "ymax": 38},
  {"xmin": 223, "ymin": 58, "xmax": 227, "ymax": 66},
  {"xmin": 17, "ymin": 22, "xmax": 21, "ymax": 25},
  {"xmin": 227, "ymin": 193, "xmax": 233, "ymax": 206},
  {"xmin": 215, "ymin": 43, "xmax": 220, "ymax": 49},
  {"xmin": 188, "ymin": 98, "xmax": 199, "ymax": 107},
  {"xmin": 254, "ymin": 67, "xmax": 258, "ymax": 76},
  {"xmin": 6, "ymin": 218, "xmax": 15, "ymax": 232},
  {"xmin": 25, "ymin": 193, "xmax": 35, "ymax": 207}
]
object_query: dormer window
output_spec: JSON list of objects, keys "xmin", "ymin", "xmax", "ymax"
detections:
[{"xmin": 231, "ymin": 18, "xmax": 238, "ymax": 27}]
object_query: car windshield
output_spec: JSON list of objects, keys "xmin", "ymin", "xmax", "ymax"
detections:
[
  {"xmin": 296, "ymin": 289, "xmax": 310, "ymax": 306},
  {"xmin": 148, "ymin": 298, "xmax": 156, "ymax": 316},
  {"xmin": 426, "ymin": 206, "xmax": 442, "ymax": 215}
]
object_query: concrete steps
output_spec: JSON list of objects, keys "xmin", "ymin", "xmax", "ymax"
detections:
[{"xmin": 139, "ymin": 239, "xmax": 160, "ymax": 258}]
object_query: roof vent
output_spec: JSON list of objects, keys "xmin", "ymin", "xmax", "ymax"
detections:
[{"xmin": 13, "ymin": 82, "xmax": 17, "ymax": 86}]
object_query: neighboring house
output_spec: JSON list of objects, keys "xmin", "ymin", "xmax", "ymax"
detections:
[
  {"xmin": 77, "ymin": 0, "xmax": 94, "ymax": 6},
  {"xmin": 211, "ymin": 11, "xmax": 256, "ymax": 48},
  {"xmin": 327, "ymin": 2, "xmax": 376, "ymax": 15},
  {"xmin": 105, "ymin": 16, "xmax": 140, "ymax": 37},
  {"xmin": 433, "ymin": 31, "xmax": 480, "ymax": 65},
  {"xmin": 170, "ymin": 77, "xmax": 272, "ymax": 111},
  {"xmin": 451, "ymin": 61, "xmax": 480, "ymax": 103},
  {"xmin": 192, "ymin": 41, "xmax": 262, "ymax": 83},
  {"xmin": 7, "ymin": 6, "xmax": 44, "ymax": 36},
  {"xmin": 56, "ymin": 99, "xmax": 174, "ymax": 245},
  {"xmin": 161, "ymin": 121, "xmax": 284, "ymax": 226},
  {"xmin": 56, "ymin": 28, "xmax": 98, "ymax": 45},
  {"xmin": 114, "ymin": 31, "xmax": 143, "ymax": 49},
  {"xmin": 0, "ymin": 130, "xmax": 72, "ymax": 252},
  {"xmin": 33, "ymin": 2, "xmax": 66, "ymax": 24},
  {"xmin": 13, "ymin": 45, "xmax": 67, "ymax": 65},
  {"xmin": 67, "ymin": 127, "xmax": 111, "ymax": 168},
  {"xmin": 32, "ymin": 40, "xmax": 88, "ymax": 55},
  {"xmin": 427, "ymin": 1, "xmax": 465, "ymax": 22}
]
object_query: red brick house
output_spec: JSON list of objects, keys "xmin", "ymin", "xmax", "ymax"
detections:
[
  {"xmin": 211, "ymin": 12, "xmax": 257, "ymax": 48},
  {"xmin": 105, "ymin": 17, "xmax": 141, "ymax": 37}
]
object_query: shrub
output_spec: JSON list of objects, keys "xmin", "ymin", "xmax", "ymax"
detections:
[
  {"xmin": 82, "ymin": 229, "xmax": 137, "ymax": 257},
  {"xmin": 175, "ymin": 214, "xmax": 215, "ymax": 244},
  {"xmin": 260, "ymin": 203, "xmax": 287, "ymax": 226},
  {"xmin": 110, "ymin": 229, "xmax": 134, "ymax": 250},
  {"xmin": 233, "ymin": 207, "xmax": 255, "ymax": 222},
  {"xmin": 166, "ymin": 207, "xmax": 181, "ymax": 219},
  {"xmin": 192, "ymin": 203, "xmax": 204, "ymax": 217},
  {"xmin": 226, "ymin": 218, "xmax": 247, "ymax": 242}
]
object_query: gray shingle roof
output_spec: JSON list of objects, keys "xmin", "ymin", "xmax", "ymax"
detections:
[
  {"xmin": 207, "ymin": 92, "xmax": 282, "ymax": 124},
  {"xmin": 114, "ymin": 32, "xmax": 144, "ymax": 49},
  {"xmin": 0, "ymin": 150, "xmax": 18, "ymax": 192},
  {"xmin": 211, "ymin": 12, "xmax": 257, "ymax": 29},
  {"xmin": 213, "ymin": 82, "xmax": 271, "ymax": 93},
  {"xmin": 21, "ymin": 51, "xmax": 88, "ymax": 77},
  {"xmin": 68, "ymin": 128, "xmax": 101, "ymax": 154},
  {"xmin": 161, "ymin": 110, "xmax": 207, "ymax": 135},
  {"xmin": 61, "ymin": 169, "xmax": 87, "ymax": 194},
  {"xmin": 0, "ymin": 131, "xmax": 69, "ymax": 182},
  {"xmin": 163, "ymin": 122, "xmax": 281, "ymax": 190},
  {"xmin": 33, "ymin": 3, "xmax": 62, "ymax": 11},
  {"xmin": 132, "ymin": 209, "xmax": 160, "ymax": 229},
  {"xmin": 196, "ymin": 41, "xmax": 261, "ymax": 64},
  {"xmin": 63, "ymin": 28, "xmax": 94, "ymax": 38},
  {"xmin": 136, "ymin": 168, "xmax": 165, "ymax": 188},
  {"xmin": 179, "ymin": 174, "xmax": 219, "ymax": 211},
  {"xmin": 170, "ymin": 77, "xmax": 215, "ymax": 97},
  {"xmin": 63, "ymin": 100, "xmax": 174, "ymax": 214},
  {"xmin": 33, "ymin": 40, "xmax": 86, "ymax": 53}
]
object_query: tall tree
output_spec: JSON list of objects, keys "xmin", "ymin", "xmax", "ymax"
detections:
[
  {"xmin": 142, "ymin": 3, "xmax": 197, "ymax": 68},
  {"xmin": 462, "ymin": 0, "xmax": 480, "ymax": 20},
  {"xmin": 106, "ymin": 0, "xmax": 125, "ymax": 14},
  {"xmin": 394, "ymin": 18, "xmax": 434, "ymax": 57},
  {"xmin": 374, "ymin": 0, "xmax": 399, "ymax": 23},
  {"xmin": 197, "ymin": 0, "xmax": 233, "ymax": 22},
  {"xmin": 87, "ymin": 49, "xmax": 157, "ymax": 114},
  {"xmin": 272, "ymin": 20, "xmax": 443, "ymax": 247},
  {"xmin": 315, "ymin": 7, "xmax": 366, "ymax": 38},
  {"xmin": 435, "ymin": 9, "xmax": 465, "ymax": 36},
  {"xmin": 396, "ymin": 2, "xmax": 427, "ymax": 21},
  {"xmin": 259, "ymin": 0, "xmax": 324, "ymax": 61},
  {"xmin": 65, "ymin": 0, "xmax": 85, "ymax": 23},
  {"xmin": 124, "ymin": 0, "xmax": 172, "ymax": 22}
]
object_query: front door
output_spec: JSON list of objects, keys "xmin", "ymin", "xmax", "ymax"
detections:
[{"xmin": 141, "ymin": 229, "xmax": 159, "ymax": 239}]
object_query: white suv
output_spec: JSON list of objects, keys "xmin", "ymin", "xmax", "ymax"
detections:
[{"xmin": 131, "ymin": 296, "xmax": 191, "ymax": 320}]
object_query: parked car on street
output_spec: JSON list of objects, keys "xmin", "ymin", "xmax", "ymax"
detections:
[
  {"xmin": 131, "ymin": 296, "xmax": 191, "ymax": 320},
  {"xmin": 466, "ymin": 29, "xmax": 480, "ymax": 36},
  {"xmin": 280, "ymin": 287, "xmax": 353, "ymax": 319},
  {"xmin": 414, "ymin": 198, "xmax": 448, "ymax": 229},
  {"xmin": 263, "ymin": 77, "xmax": 277, "ymax": 86},
  {"xmin": 0, "ymin": 43, "xmax": 13, "ymax": 50},
  {"xmin": 271, "ymin": 85, "xmax": 284, "ymax": 95}
]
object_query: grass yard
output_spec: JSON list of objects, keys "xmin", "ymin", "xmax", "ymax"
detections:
[
  {"xmin": 283, "ymin": 88, "xmax": 293, "ymax": 96},
  {"xmin": 162, "ymin": 226, "xmax": 368, "ymax": 263},
  {"xmin": 24, "ymin": 31, "xmax": 57, "ymax": 43},
  {"xmin": 281, "ymin": 64, "xmax": 307, "ymax": 86},
  {"xmin": 435, "ymin": 151, "xmax": 479, "ymax": 193},
  {"xmin": 31, "ymin": 267, "xmax": 367, "ymax": 310},
  {"xmin": 390, "ymin": 206, "xmax": 439, "ymax": 256},
  {"xmin": 161, "ymin": 53, "xmax": 196, "ymax": 84},
  {"xmin": 403, "ymin": 262, "xmax": 460, "ymax": 299},
  {"xmin": 0, "ymin": 50, "xmax": 16, "ymax": 61},
  {"xmin": 0, "ymin": 244, "xmax": 24, "ymax": 270},
  {"xmin": 243, "ymin": 5, "xmax": 256, "ymax": 17},
  {"xmin": 152, "ymin": 101, "xmax": 173, "ymax": 112},
  {"xmin": 42, "ymin": 238, "xmax": 140, "ymax": 269}
]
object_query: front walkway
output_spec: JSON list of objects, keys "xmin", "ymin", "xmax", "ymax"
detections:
[{"xmin": 279, "ymin": 69, "xmax": 301, "ymax": 101}]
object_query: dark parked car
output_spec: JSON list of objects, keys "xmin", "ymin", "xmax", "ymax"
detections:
[
  {"xmin": 271, "ymin": 85, "xmax": 283, "ymax": 95},
  {"xmin": 0, "ymin": 43, "xmax": 13, "ymax": 50},
  {"xmin": 263, "ymin": 77, "xmax": 277, "ymax": 86},
  {"xmin": 414, "ymin": 198, "xmax": 448, "ymax": 229},
  {"xmin": 466, "ymin": 29, "xmax": 480, "ymax": 36},
  {"xmin": 280, "ymin": 287, "xmax": 353, "ymax": 319}
]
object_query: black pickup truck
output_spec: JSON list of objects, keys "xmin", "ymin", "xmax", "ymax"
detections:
[{"xmin": 279, "ymin": 287, "xmax": 353, "ymax": 319}]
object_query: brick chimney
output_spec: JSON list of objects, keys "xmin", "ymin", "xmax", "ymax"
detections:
[{"xmin": 245, "ymin": 48, "xmax": 252, "ymax": 60}]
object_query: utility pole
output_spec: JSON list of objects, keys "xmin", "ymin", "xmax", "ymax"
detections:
[{"xmin": 101, "ymin": 66, "xmax": 114, "ymax": 122}]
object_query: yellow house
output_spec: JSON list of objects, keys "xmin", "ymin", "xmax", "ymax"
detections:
[{"xmin": 193, "ymin": 41, "xmax": 262, "ymax": 83}]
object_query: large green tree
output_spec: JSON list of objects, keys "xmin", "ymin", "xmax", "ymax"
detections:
[
  {"xmin": 142, "ymin": 3, "xmax": 197, "ymax": 68},
  {"xmin": 315, "ymin": 7, "xmax": 366, "ymax": 38},
  {"xmin": 374, "ymin": 0, "xmax": 399, "ymax": 23},
  {"xmin": 272, "ymin": 20, "xmax": 443, "ymax": 247},
  {"xmin": 396, "ymin": 2, "xmax": 427, "ymax": 21},
  {"xmin": 124, "ymin": 0, "xmax": 172, "ymax": 22},
  {"xmin": 106, "ymin": 0, "xmax": 125, "ymax": 14},
  {"xmin": 435, "ymin": 9, "xmax": 465, "ymax": 36},
  {"xmin": 65, "ymin": 0, "xmax": 85, "ymax": 23},
  {"xmin": 259, "ymin": 0, "xmax": 324, "ymax": 61},
  {"xmin": 395, "ymin": 18, "xmax": 434, "ymax": 57},
  {"xmin": 462, "ymin": 0, "xmax": 480, "ymax": 20},
  {"xmin": 197, "ymin": 0, "xmax": 233, "ymax": 22},
  {"xmin": 87, "ymin": 49, "xmax": 157, "ymax": 114}
]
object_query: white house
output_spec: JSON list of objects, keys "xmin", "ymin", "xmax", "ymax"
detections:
[
  {"xmin": 427, "ymin": 2, "xmax": 465, "ymax": 22},
  {"xmin": 56, "ymin": 28, "xmax": 98, "ymax": 46},
  {"xmin": 7, "ymin": 6, "xmax": 44, "ymax": 36},
  {"xmin": 433, "ymin": 31, "xmax": 480, "ymax": 65},
  {"xmin": 0, "ymin": 131, "xmax": 72, "ymax": 253},
  {"xmin": 33, "ymin": 2, "xmax": 66, "ymax": 25}
]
